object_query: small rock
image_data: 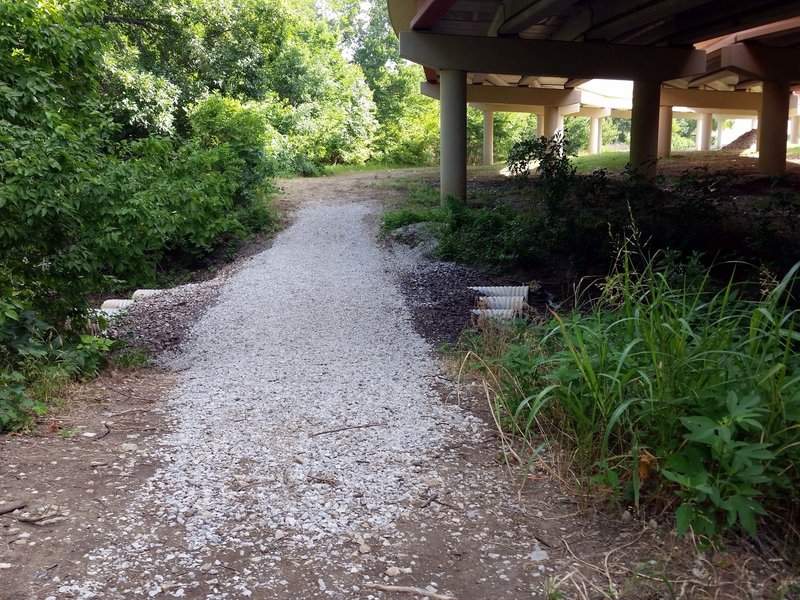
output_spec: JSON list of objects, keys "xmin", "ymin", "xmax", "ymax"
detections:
[
  {"xmin": 621, "ymin": 510, "xmax": 632, "ymax": 523},
  {"xmin": 0, "ymin": 563, "xmax": 12, "ymax": 569},
  {"xmin": 385, "ymin": 566, "xmax": 401, "ymax": 577},
  {"xmin": 358, "ymin": 543, "xmax": 371, "ymax": 554},
  {"xmin": 528, "ymin": 543, "xmax": 549, "ymax": 561},
  {"xmin": 120, "ymin": 443, "xmax": 139, "ymax": 453}
]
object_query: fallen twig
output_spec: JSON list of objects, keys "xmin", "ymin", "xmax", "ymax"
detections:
[
  {"xmin": 94, "ymin": 422, "xmax": 111, "ymax": 441},
  {"xmin": 418, "ymin": 493, "xmax": 438, "ymax": 509},
  {"xmin": 0, "ymin": 501, "xmax": 26, "ymax": 515},
  {"xmin": 234, "ymin": 478, "xmax": 277, "ymax": 492},
  {"xmin": 309, "ymin": 423, "xmax": 384, "ymax": 437},
  {"xmin": 107, "ymin": 408, "xmax": 151, "ymax": 418},
  {"xmin": 307, "ymin": 474, "xmax": 338, "ymax": 486},
  {"xmin": 364, "ymin": 583, "xmax": 457, "ymax": 600},
  {"xmin": 13, "ymin": 510, "xmax": 61, "ymax": 524}
]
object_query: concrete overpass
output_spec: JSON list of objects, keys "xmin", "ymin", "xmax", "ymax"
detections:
[{"xmin": 387, "ymin": 0, "xmax": 800, "ymax": 199}]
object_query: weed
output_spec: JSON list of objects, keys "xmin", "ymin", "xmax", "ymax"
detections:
[
  {"xmin": 381, "ymin": 207, "xmax": 445, "ymax": 232},
  {"xmin": 109, "ymin": 346, "xmax": 151, "ymax": 370},
  {"xmin": 458, "ymin": 242, "xmax": 800, "ymax": 540},
  {"xmin": 58, "ymin": 425, "xmax": 79, "ymax": 439}
]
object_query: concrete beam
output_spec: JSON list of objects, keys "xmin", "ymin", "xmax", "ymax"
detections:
[
  {"xmin": 410, "ymin": 0, "xmax": 458, "ymax": 30},
  {"xmin": 483, "ymin": 110, "xmax": 494, "ymax": 165},
  {"xmin": 439, "ymin": 69, "xmax": 467, "ymax": 201},
  {"xmin": 421, "ymin": 82, "xmax": 581, "ymax": 106},
  {"xmin": 543, "ymin": 105, "xmax": 562, "ymax": 138},
  {"xmin": 697, "ymin": 113, "xmax": 712, "ymax": 151},
  {"xmin": 759, "ymin": 80, "xmax": 790, "ymax": 175},
  {"xmin": 658, "ymin": 106, "xmax": 672, "ymax": 158},
  {"xmin": 589, "ymin": 116, "xmax": 601, "ymax": 154},
  {"xmin": 400, "ymin": 32, "xmax": 707, "ymax": 81},
  {"xmin": 558, "ymin": 103, "xmax": 581, "ymax": 116},
  {"xmin": 660, "ymin": 88, "xmax": 761, "ymax": 111},
  {"xmin": 721, "ymin": 44, "xmax": 800, "ymax": 82},
  {"xmin": 471, "ymin": 102, "xmax": 545, "ymax": 114},
  {"xmin": 630, "ymin": 80, "xmax": 661, "ymax": 179},
  {"xmin": 494, "ymin": 0, "xmax": 581, "ymax": 36},
  {"xmin": 577, "ymin": 106, "xmax": 612, "ymax": 118}
]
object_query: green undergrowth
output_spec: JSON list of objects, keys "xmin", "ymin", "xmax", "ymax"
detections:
[
  {"xmin": 0, "ymin": 289, "xmax": 114, "ymax": 431},
  {"xmin": 458, "ymin": 247, "xmax": 800, "ymax": 541}
]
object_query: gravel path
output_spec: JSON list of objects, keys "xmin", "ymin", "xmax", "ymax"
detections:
[{"xmin": 63, "ymin": 201, "xmax": 489, "ymax": 598}]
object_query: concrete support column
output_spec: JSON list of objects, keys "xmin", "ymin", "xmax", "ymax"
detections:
[
  {"xmin": 715, "ymin": 115, "xmax": 723, "ymax": 149},
  {"xmin": 759, "ymin": 80, "xmax": 790, "ymax": 175},
  {"xmin": 697, "ymin": 113, "xmax": 712, "ymax": 151},
  {"xmin": 536, "ymin": 114, "xmax": 544, "ymax": 137},
  {"xmin": 657, "ymin": 106, "xmax": 672, "ymax": 158},
  {"xmin": 589, "ymin": 116, "xmax": 602, "ymax": 154},
  {"xmin": 630, "ymin": 80, "xmax": 661, "ymax": 179},
  {"xmin": 482, "ymin": 110, "xmax": 494, "ymax": 165},
  {"xmin": 543, "ymin": 105, "xmax": 562, "ymax": 138},
  {"xmin": 790, "ymin": 116, "xmax": 800, "ymax": 145},
  {"xmin": 756, "ymin": 114, "xmax": 761, "ymax": 152},
  {"xmin": 439, "ymin": 69, "xmax": 467, "ymax": 201}
]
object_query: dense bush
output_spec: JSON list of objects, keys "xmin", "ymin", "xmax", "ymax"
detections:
[
  {"xmin": 436, "ymin": 198, "xmax": 538, "ymax": 266},
  {"xmin": 461, "ymin": 251, "xmax": 800, "ymax": 539}
]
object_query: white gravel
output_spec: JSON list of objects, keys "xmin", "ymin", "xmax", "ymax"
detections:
[{"xmin": 70, "ymin": 201, "xmax": 482, "ymax": 598}]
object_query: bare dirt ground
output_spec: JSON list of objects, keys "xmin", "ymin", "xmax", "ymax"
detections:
[{"xmin": 1, "ymin": 167, "xmax": 798, "ymax": 600}]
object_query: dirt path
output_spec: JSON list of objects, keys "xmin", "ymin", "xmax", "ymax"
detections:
[{"xmin": 0, "ymin": 170, "xmax": 791, "ymax": 600}]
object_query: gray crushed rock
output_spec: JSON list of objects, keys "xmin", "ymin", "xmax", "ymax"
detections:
[
  {"xmin": 108, "ymin": 281, "xmax": 223, "ymax": 357},
  {"xmin": 68, "ymin": 201, "xmax": 485, "ymax": 598}
]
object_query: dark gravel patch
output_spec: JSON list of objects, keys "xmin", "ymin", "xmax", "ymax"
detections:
[
  {"xmin": 107, "ymin": 280, "xmax": 223, "ymax": 357},
  {"xmin": 398, "ymin": 259, "xmax": 556, "ymax": 345}
]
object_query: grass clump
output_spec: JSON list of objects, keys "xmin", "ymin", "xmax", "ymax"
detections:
[
  {"xmin": 1, "ymin": 290, "xmax": 113, "ymax": 431},
  {"xmin": 460, "ymin": 246, "xmax": 800, "ymax": 541}
]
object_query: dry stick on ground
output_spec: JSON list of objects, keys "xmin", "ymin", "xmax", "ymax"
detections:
[
  {"xmin": 309, "ymin": 423, "xmax": 384, "ymax": 437},
  {"xmin": 234, "ymin": 478, "xmax": 277, "ymax": 492},
  {"xmin": 13, "ymin": 510, "xmax": 62, "ymax": 524},
  {"xmin": 107, "ymin": 408, "xmax": 151, "ymax": 418},
  {"xmin": 94, "ymin": 422, "xmax": 111, "ymax": 441},
  {"xmin": 0, "ymin": 501, "xmax": 26, "ymax": 515},
  {"xmin": 363, "ymin": 583, "xmax": 457, "ymax": 600}
]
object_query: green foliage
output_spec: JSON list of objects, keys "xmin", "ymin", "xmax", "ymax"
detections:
[
  {"xmin": 563, "ymin": 116, "xmax": 590, "ymax": 152},
  {"xmin": 109, "ymin": 345, "xmax": 151, "ymax": 369},
  {"xmin": 437, "ymin": 198, "xmax": 538, "ymax": 266},
  {"xmin": 0, "ymin": 290, "xmax": 111, "ymax": 431},
  {"xmin": 382, "ymin": 208, "xmax": 446, "ymax": 232},
  {"xmin": 461, "ymin": 250, "xmax": 800, "ymax": 539}
]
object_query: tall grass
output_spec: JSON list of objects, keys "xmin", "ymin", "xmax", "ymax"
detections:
[{"xmin": 461, "ymin": 246, "xmax": 800, "ymax": 539}]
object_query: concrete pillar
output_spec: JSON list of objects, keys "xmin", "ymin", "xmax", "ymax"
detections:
[
  {"xmin": 657, "ymin": 106, "xmax": 672, "ymax": 158},
  {"xmin": 482, "ymin": 110, "xmax": 494, "ymax": 165},
  {"xmin": 630, "ymin": 80, "xmax": 661, "ymax": 179},
  {"xmin": 755, "ymin": 114, "xmax": 761, "ymax": 151},
  {"xmin": 715, "ymin": 115, "xmax": 723, "ymax": 149},
  {"xmin": 589, "ymin": 116, "xmax": 602, "ymax": 154},
  {"xmin": 536, "ymin": 114, "xmax": 544, "ymax": 137},
  {"xmin": 759, "ymin": 80, "xmax": 790, "ymax": 175},
  {"xmin": 439, "ymin": 69, "xmax": 467, "ymax": 201},
  {"xmin": 790, "ymin": 116, "xmax": 800, "ymax": 145},
  {"xmin": 697, "ymin": 113, "xmax": 712, "ymax": 151},
  {"xmin": 543, "ymin": 105, "xmax": 562, "ymax": 138}
]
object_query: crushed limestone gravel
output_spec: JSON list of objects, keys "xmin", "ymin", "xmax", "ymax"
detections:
[{"xmin": 67, "ymin": 201, "xmax": 484, "ymax": 598}]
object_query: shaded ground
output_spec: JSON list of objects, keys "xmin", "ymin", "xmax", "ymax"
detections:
[{"xmin": 0, "ymin": 167, "xmax": 797, "ymax": 600}]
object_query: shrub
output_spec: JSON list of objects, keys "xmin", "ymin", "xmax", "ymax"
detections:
[
  {"xmin": 0, "ymin": 289, "xmax": 112, "ymax": 431},
  {"xmin": 436, "ymin": 198, "xmax": 538, "ymax": 266},
  {"xmin": 461, "ymin": 249, "xmax": 800, "ymax": 539}
]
